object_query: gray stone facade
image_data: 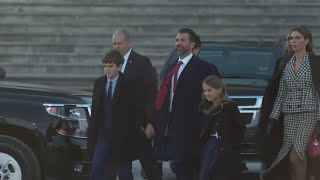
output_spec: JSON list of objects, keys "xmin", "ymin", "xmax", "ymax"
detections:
[{"xmin": 1, "ymin": 0, "xmax": 319, "ymax": 89}]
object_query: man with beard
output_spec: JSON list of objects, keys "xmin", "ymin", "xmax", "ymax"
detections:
[{"xmin": 152, "ymin": 28, "xmax": 219, "ymax": 180}]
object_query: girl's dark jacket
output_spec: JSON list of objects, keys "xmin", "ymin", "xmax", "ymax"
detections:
[
  {"xmin": 200, "ymin": 101, "xmax": 246, "ymax": 179},
  {"xmin": 258, "ymin": 53, "xmax": 320, "ymax": 179}
]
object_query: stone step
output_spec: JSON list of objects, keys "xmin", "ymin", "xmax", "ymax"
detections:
[
  {"xmin": 2, "ymin": 24, "xmax": 320, "ymax": 35},
  {"xmin": 0, "ymin": 36, "xmax": 291, "ymax": 48},
  {"xmin": 0, "ymin": 34, "xmax": 285, "ymax": 46},
  {"xmin": 3, "ymin": 67, "xmax": 162, "ymax": 91},
  {"xmin": 2, "ymin": 61, "xmax": 164, "ymax": 73},
  {"xmin": 5, "ymin": 72, "xmax": 99, "ymax": 79},
  {"xmin": 1, "ymin": 25, "xmax": 320, "ymax": 39},
  {"xmin": 1, "ymin": 0, "xmax": 320, "ymax": 6},
  {"xmin": 2, "ymin": 63, "xmax": 103, "ymax": 74},
  {"xmin": 1, "ymin": 4, "xmax": 320, "ymax": 17},
  {"xmin": 0, "ymin": 33, "xmax": 288, "ymax": 46},
  {"xmin": 2, "ymin": 29, "xmax": 319, "ymax": 45},
  {"xmin": 1, "ymin": 0, "xmax": 319, "ymax": 92},
  {"xmin": 0, "ymin": 53, "xmax": 169, "ymax": 65},
  {"xmin": 2, "ymin": 14, "xmax": 320, "ymax": 27},
  {"xmin": 2, "ymin": 46, "xmax": 320, "ymax": 65},
  {"xmin": 4, "ymin": 72, "xmax": 98, "ymax": 91},
  {"xmin": 0, "ymin": 43, "xmax": 171, "ymax": 55},
  {"xmin": 0, "ymin": 33, "xmax": 287, "ymax": 45},
  {"xmin": 0, "ymin": 34, "xmax": 175, "ymax": 46}
]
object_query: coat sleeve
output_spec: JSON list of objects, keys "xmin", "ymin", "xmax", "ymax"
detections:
[
  {"xmin": 317, "ymin": 92, "xmax": 320, "ymax": 121},
  {"xmin": 86, "ymin": 78, "xmax": 100, "ymax": 160},
  {"xmin": 259, "ymin": 56, "xmax": 285, "ymax": 132},
  {"xmin": 142, "ymin": 58, "xmax": 158, "ymax": 125},
  {"xmin": 231, "ymin": 103, "xmax": 246, "ymax": 144},
  {"xmin": 270, "ymin": 73, "xmax": 287, "ymax": 120}
]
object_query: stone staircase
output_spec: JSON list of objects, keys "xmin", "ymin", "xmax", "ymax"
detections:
[{"xmin": 1, "ymin": 0, "xmax": 320, "ymax": 90}]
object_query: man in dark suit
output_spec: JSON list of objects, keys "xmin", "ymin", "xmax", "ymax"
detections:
[
  {"xmin": 112, "ymin": 29, "xmax": 161, "ymax": 180},
  {"xmin": 87, "ymin": 49, "xmax": 144, "ymax": 180},
  {"xmin": 153, "ymin": 28, "xmax": 220, "ymax": 180}
]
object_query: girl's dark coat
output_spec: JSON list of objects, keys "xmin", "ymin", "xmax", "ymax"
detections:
[{"xmin": 200, "ymin": 101, "xmax": 246, "ymax": 179}]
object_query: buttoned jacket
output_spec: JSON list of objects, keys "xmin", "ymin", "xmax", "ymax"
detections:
[{"xmin": 271, "ymin": 54, "xmax": 320, "ymax": 119}]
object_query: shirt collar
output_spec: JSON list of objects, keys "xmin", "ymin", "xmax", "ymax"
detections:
[
  {"xmin": 178, "ymin": 53, "xmax": 193, "ymax": 65},
  {"xmin": 123, "ymin": 49, "xmax": 132, "ymax": 62},
  {"xmin": 106, "ymin": 73, "xmax": 119, "ymax": 84},
  {"xmin": 291, "ymin": 53, "xmax": 309, "ymax": 63}
]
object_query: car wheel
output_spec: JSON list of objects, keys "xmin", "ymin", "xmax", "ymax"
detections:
[{"xmin": 0, "ymin": 135, "xmax": 41, "ymax": 180}]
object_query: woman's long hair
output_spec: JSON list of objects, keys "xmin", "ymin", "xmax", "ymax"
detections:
[
  {"xmin": 285, "ymin": 25, "xmax": 315, "ymax": 55},
  {"xmin": 200, "ymin": 75, "xmax": 231, "ymax": 115}
]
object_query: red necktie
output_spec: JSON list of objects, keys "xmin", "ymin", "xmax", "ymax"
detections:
[{"xmin": 155, "ymin": 61, "xmax": 183, "ymax": 111}]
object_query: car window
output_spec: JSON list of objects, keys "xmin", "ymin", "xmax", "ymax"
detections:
[
  {"xmin": 160, "ymin": 42, "xmax": 281, "ymax": 83},
  {"xmin": 200, "ymin": 48, "xmax": 276, "ymax": 79}
]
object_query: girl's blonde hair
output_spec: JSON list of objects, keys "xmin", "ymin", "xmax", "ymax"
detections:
[{"xmin": 200, "ymin": 75, "xmax": 231, "ymax": 114}]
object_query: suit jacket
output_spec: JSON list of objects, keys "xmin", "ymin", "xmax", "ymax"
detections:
[
  {"xmin": 123, "ymin": 50, "xmax": 158, "ymax": 126},
  {"xmin": 154, "ymin": 55, "xmax": 220, "ymax": 161},
  {"xmin": 271, "ymin": 54, "xmax": 319, "ymax": 119},
  {"xmin": 87, "ymin": 73, "xmax": 144, "ymax": 161},
  {"xmin": 259, "ymin": 54, "xmax": 320, "ymax": 175}
]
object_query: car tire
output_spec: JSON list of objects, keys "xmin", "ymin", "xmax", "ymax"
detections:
[{"xmin": 0, "ymin": 135, "xmax": 41, "ymax": 180}]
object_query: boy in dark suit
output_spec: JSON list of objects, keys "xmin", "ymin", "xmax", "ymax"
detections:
[{"xmin": 87, "ymin": 49, "xmax": 144, "ymax": 180}]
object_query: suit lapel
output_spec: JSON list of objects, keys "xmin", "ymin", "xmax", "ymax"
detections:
[
  {"xmin": 112, "ymin": 73, "xmax": 123, "ymax": 104},
  {"xmin": 123, "ymin": 50, "xmax": 136, "ymax": 75},
  {"xmin": 296, "ymin": 58, "xmax": 309, "ymax": 85},
  {"xmin": 287, "ymin": 56, "xmax": 302, "ymax": 88},
  {"xmin": 164, "ymin": 59, "xmax": 179, "ymax": 78},
  {"xmin": 97, "ymin": 77, "xmax": 106, "ymax": 101},
  {"xmin": 175, "ymin": 55, "xmax": 196, "ymax": 91},
  {"xmin": 93, "ymin": 77, "xmax": 106, "ymax": 112}
]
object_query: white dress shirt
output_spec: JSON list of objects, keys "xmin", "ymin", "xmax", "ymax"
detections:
[
  {"xmin": 106, "ymin": 74, "xmax": 119, "ymax": 99},
  {"xmin": 121, "ymin": 49, "xmax": 132, "ymax": 73},
  {"xmin": 169, "ymin": 53, "xmax": 193, "ymax": 111}
]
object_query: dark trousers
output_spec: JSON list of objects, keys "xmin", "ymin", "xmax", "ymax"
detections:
[
  {"xmin": 139, "ymin": 139, "xmax": 162, "ymax": 180},
  {"xmin": 199, "ymin": 136, "xmax": 219, "ymax": 180},
  {"xmin": 159, "ymin": 136, "xmax": 196, "ymax": 180},
  {"xmin": 90, "ymin": 134, "xmax": 133, "ymax": 180},
  {"xmin": 175, "ymin": 160, "xmax": 197, "ymax": 180}
]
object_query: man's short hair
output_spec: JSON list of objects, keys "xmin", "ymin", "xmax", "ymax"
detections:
[
  {"xmin": 194, "ymin": 34, "xmax": 201, "ymax": 49},
  {"xmin": 102, "ymin": 49, "xmax": 124, "ymax": 66},
  {"xmin": 113, "ymin": 29, "xmax": 131, "ymax": 42},
  {"xmin": 177, "ymin": 28, "xmax": 197, "ymax": 42}
]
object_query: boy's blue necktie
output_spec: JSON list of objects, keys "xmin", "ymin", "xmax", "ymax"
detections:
[{"xmin": 108, "ymin": 81, "xmax": 113, "ymax": 102}]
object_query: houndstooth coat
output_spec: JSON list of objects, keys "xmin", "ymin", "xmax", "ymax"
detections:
[{"xmin": 260, "ymin": 53, "xmax": 320, "ymax": 180}]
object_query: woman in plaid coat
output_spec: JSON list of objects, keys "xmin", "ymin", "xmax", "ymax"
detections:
[{"xmin": 260, "ymin": 25, "xmax": 320, "ymax": 180}]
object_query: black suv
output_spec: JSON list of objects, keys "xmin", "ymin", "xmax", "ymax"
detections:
[
  {"xmin": 0, "ymin": 71, "xmax": 92, "ymax": 180},
  {"xmin": 160, "ymin": 41, "xmax": 283, "ymax": 174}
]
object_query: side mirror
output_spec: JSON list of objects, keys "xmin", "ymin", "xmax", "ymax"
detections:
[{"xmin": 0, "ymin": 66, "xmax": 6, "ymax": 79}]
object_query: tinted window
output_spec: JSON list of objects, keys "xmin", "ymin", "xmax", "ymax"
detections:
[
  {"xmin": 160, "ymin": 42, "xmax": 282, "ymax": 83},
  {"xmin": 200, "ymin": 47, "xmax": 277, "ymax": 79}
]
